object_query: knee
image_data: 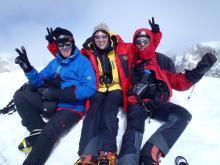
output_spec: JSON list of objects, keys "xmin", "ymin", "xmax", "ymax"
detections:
[
  {"xmin": 173, "ymin": 108, "xmax": 192, "ymax": 124},
  {"xmin": 42, "ymin": 112, "xmax": 77, "ymax": 142},
  {"xmin": 13, "ymin": 89, "xmax": 25, "ymax": 105},
  {"xmin": 127, "ymin": 108, "xmax": 146, "ymax": 133},
  {"xmin": 180, "ymin": 109, "xmax": 192, "ymax": 123}
]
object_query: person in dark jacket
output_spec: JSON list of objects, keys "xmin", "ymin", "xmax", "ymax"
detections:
[
  {"xmin": 13, "ymin": 27, "xmax": 96, "ymax": 165},
  {"xmin": 118, "ymin": 25, "xmax": 217, "ymax": 165}
]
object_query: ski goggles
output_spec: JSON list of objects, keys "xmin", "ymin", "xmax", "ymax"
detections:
[
  {"xmin": 135, "ymin": 38, "xmax": 150, "ymax": 45},
  {"xmin": 56, "ymin": 35, "xmax": 73, "ymax": 44},
  {"xmin": 94, "ymin": 34, "xmax": 108, "ymax": 40},
  {"xmin": 57, "ymin": 42, "xmax": 72, "ymax": 49}
]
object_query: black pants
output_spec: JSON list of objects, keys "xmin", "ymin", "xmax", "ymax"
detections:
[
  {"xmin": 13, "ymin": 85, "xmax": 81, "ymax": 165},
  {"xmin": 78, "ymin": 90, "xmax": 122, "ymax": 157},
  {"xmin": 141, "ymin": 102, "xmax": 192, "ymax": 156},
  {"xmin": 118, "ymin": 104, "xmax": 147, "ymax": 165},
  {"xmin": 118, "ymin": 102, "xmax": 192, "ymax": 165}
]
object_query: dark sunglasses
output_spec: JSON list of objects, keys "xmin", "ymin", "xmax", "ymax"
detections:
[
  {"xmin": 57, "ymin": 43, "xmax": 72, "ymax": 49},
  {"xmin": 135, "ymin": 38, "xmax": 150, "ymax": 45},
  {"xmin": 94, "ymin": 34, "xmax": 108, "ymax": 40}
]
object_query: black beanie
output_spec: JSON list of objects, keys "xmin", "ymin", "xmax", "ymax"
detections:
[{"xmin": 53, "ymin": 27, "xmax": 75, "ymax": 44}]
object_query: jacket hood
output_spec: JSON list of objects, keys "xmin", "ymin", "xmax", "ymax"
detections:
[{"xmin": 133, "ymin": 28, "xmax": 156, "ymax": 62}]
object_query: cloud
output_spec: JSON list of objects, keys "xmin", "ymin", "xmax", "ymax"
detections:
[{"xmin": 1, "ymin": 0, "xmax": 220, "ymax": 65}]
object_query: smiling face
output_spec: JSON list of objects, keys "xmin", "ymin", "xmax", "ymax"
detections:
[
  {"xmin": 93, "ymin": 31, "xmax": 109, "ymax": 50},
  {"xmin": 135, "ymin": 36, "xmax": 150, "ymax": 51},
  {"xmin": 57, "ymin": 42, "xmax": 73, "ymax": 57}
]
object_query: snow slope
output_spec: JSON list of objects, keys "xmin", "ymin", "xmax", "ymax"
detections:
[{"xmin": 0, "ymin": 70, "xmax": 220, "ymax": 165}]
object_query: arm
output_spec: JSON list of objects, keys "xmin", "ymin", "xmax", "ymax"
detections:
[
  {"xmin": 47, "ymin": 43, "xmax": 59, "ymax": 56},
  {"xmin": 38, "ymin": 57, "xmax": 96, "ymax": 102},
  {"xmin": 149, "ymin": 17, "xmax": 162, "ymax": 49},
  {"xmin": 167, "ymin": 53, "xmax": 217, "ymax": 90},
  {"xmin": 74, "ymin": 58, "xmax": 96, "ymax": 100},
  {"xmin": 25, "ymin": 62, "xmax": 55, "ymax": 87}
]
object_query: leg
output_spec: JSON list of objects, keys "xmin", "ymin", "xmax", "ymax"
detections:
[
  {"xmin": 13, "ymin": 85, "xmax": 45, "ymax": 132},
  {"xmin": 118, "ymin": 104, "xmax": 147, "ymax": 165},
  {"xmin": 78, "ymin": 92, "xmax": 105, "ymax": 157},
  {"xmin": 140, "ymin": 102, "xmax": 192, "ymax": 164},
  {"xmin": 99, "ymin": 90, "xmax": 122, "ymax": 152},
  {"xmin": 23, "ymin": 110, "xmax": 81, "ymax": 165}
]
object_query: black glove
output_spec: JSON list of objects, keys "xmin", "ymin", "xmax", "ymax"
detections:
[
  {"xmin": 83, "ymin": 37, "xmax": 93, "ymax": 50},
  {"xmin": 149, "ymin": 17, "xmax": 160, "ymax": 33},
  {"xmin": 186, "ymin": 53, "xmax": 217, "ymax": 83},
  {"xmin": 15, "ymin": 46, "xmax": 32, "ymax": 72},
  {"xmin": 41, "ymin": 101, "xmax": 56, "ymax": 117},
  {"xmin": 45, "ymin": 27, "xmax": 55, "ymax": 44},
  {"xmin": 38, "ymin": 86, "xmax": 76, "ymax": 103},
  {"xmin": 132, "ymin": 83, "xmax": 150, "ymax": 98}
]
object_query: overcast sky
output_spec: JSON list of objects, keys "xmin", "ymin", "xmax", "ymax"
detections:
[{"xmin": 1, "ymin": 0, "xmax": 220, "ymax": 66}]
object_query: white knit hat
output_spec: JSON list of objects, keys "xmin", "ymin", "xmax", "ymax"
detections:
[{"xmin": 93, "ymin": 23, "xmax": 109, "ymax": 34}]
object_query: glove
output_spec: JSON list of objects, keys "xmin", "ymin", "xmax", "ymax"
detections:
[
  {"xmin": 38, "ymin": 86, "xmax": 76, "ymax": 103},
  {"xmin": 15, "ymin": 46, "xmax": 32, "ymax": 72},
  {"xmin": 186, "ymin": 53, "xmax": 217, "ymax": 83},
  {"xmin": 83, "ymin": 37, "xmax": 94, "ymax": 50},
  {"xmin": 45, "ymin": 27, "xmax": 55, "ymax": 44},
  {"xmin": 194, "ymin": 53, "xmax": 217, "ymax": 74},
  {"xmin": 132, "ymin": 83, "xmax": 150, "ymax": 98},
  {"xmin": 41, "ymin": 101, "xmax": 56, "ymax": 117},
  {"xmin": 149, "ymin": 17, "xmax": 160, "ymax": 33}
]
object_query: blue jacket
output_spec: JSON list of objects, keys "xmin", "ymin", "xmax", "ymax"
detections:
[{"xmin": 25, "ymin": 48, "xmax": 96, "ymax": 113}]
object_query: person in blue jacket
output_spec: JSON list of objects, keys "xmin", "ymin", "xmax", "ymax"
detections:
[{"xmin": 13, "ymin": 27, "xmax": 96, "ymax": 165}]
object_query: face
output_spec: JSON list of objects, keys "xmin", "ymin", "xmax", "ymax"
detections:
[
  {"xmin": 57, "ymin": 42, "xmax": 72, "ymax": 57},
  {"xmin": 93, "ymin": 31, "xmax": 109, "ymax": 50},
  {"xmin": 135, "ymin": 37, "xmax": 150, "ymax": 51}
]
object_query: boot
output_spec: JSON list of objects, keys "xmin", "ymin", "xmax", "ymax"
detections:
[
  {"xmin": 175, "ymin": 156, "xmax": 188, "ymax": 165},
  {"xmin": 98, "ymin": 151, "xmax": 116, "ymax": 165},
  {"xmin": 139, "ymin": 143, "xmax": 163, "ymax": 165},
  {"xmin": 18, "ymin": 129, "xmax": 42, "ymax": 154},
  {"xmin": 74, "ymin": 154, "xmax": 97, "ymax": 165}
]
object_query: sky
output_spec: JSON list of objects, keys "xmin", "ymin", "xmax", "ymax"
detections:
[
  {"xmin": 0, "ymin": 70, "xmax": 220, "ymax": 164},
  {"xmin": 1, "ymin": 0, "xmax": 220, "ymax": 66}
]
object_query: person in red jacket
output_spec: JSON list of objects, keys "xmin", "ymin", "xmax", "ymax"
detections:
[{"xmin": 117, "ymin": 25, "xmax": 217, "ymax": 164}]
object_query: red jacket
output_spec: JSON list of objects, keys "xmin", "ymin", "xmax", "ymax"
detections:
[{"xmin": 131, "ymin": 28, "xmax": 193, "ymax": 105}]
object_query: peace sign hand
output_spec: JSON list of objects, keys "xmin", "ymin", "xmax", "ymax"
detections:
[
  {"xmin": 45, "ymin": 27, "xmax": 55, "ymax": 43},
  {"xmin": 149, "ymin": 17, "xmax": 160, "ymax": 33},
  {"xmin": 15, "ymin": 46, "xmax": 32, "ymax": 72}
]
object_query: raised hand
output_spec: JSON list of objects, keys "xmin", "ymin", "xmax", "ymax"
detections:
[
  {"xmin": 45, "ymin": 27, "xmax": 55, "ymax": 43},
  {"xmin": 194, "ymin": 53, "xmax": 217, "ymax": 75},
  {"xmin": 15, "ymin": 46, "xmax": 32, "ymax": 72},
  {"xmin": 186, "ymin": 53, "xmax": 217, "ymax": 84},
  {"xmin": 149, "ymin": 17, "xmax": 160, "ymax": 33}
]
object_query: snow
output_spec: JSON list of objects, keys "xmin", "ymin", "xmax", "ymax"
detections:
[
  {"xmin": 200, "ymin": 41, "xmax": 220, "ymax": 50},
  {"xmin": 0, "ymin": 70, "xmax": 220, "ymax": 165}
]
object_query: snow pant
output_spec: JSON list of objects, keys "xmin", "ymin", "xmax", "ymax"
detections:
[
  {"xmin": 117, "ymin": 104, "xmax": 147, "ymax": 165},
  {"xmin": 139, "ymin": 102, "xmax": 192, "ymax": 164},
  {"xmin": 13, "ymin": 85, "xmax": 46, "ymax": 131},
  {"xmin": 13, "ymin": 85, "xmax": 81, "ymax": 165},
  {"xmin": 78, "ymin": 90, "xmax": 122, "ymax": 157}
]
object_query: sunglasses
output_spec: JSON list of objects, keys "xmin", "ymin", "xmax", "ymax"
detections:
[
  {"xmin": 135, "ymin": 38, "xmax": 150, "ymax": 45},
  {"xmin": 94, "ymin": 34, "xmax": 108, "ymax": 40},
  {"xmin": 57, "ymin": 43, "xmax": 72, "ymax": 49}
]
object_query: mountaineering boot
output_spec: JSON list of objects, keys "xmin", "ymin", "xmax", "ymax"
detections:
[
  {"xmin": 18, "ymin": 129, "xmax": 42, "ymax": 154},
  {"xmin": 74, "ymin": 154, "xmax": 97, "ymax": 165},
  {"xmin": 175, "ymin": 156, "xmax": 189, "ymax": 165},
  {"xmin": 98, "ymin": 151, "xmax": 116, "ymax": 165},
  {"xmin": 139, "ymin": 143, "xmax": 163, "ymax": 165}
]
